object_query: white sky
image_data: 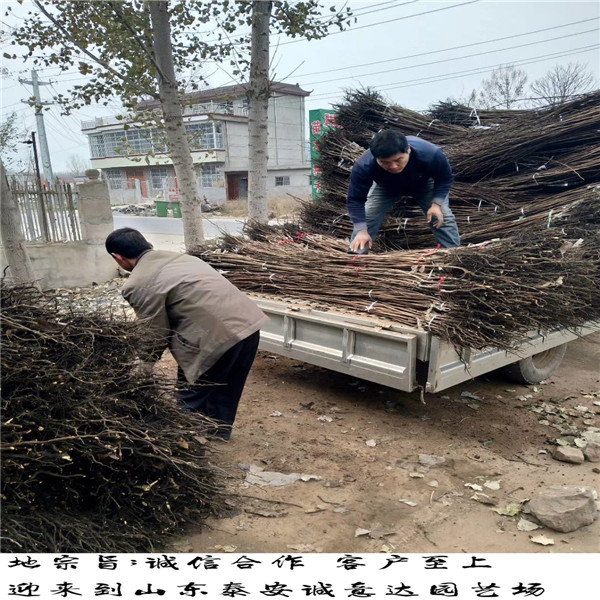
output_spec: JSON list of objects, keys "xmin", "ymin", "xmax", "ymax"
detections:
[{"xmin": 1, "ymin": 0, "xmax": 598, "ymax": 173}]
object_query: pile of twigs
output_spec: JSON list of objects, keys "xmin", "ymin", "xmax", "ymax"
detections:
[
  {"xmin": 448, "ymin": 96, "xmax": 600, "ymax": 180},
  {"xmin": 332, "ymin": 89, "xmax": 600, "ymax": 182},
  {"xmin": 1, "ymin": 284, "xmax": 222, "ymax": 553},
  {"xmin": 199, "ymin": 215, "xmax": 600, "ymax": 350},
  {"xmin": 419, "ymin": 230, "xmax": 600, "ymax": 349},
  {"xmin": 426, "ymin": 99, "xmax": 529, "ymax": 127},
  {"xmin": 297, "ymin": 186, "xmax": 599, "ymax": 252},
  {"xmin": 306, "ymin": 88, "xmax": 600, "ymax": 251},
  {"xmin": 334, "ymin": 89, "xmax": 465, "ymax": 145}
]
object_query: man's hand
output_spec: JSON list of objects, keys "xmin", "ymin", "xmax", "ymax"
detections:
[
  {"xmin": 349, "ymin": 230, "xmax": 373, "ymax": 253},
  {"xmin": 427, "ymin": 203, "xmax": 444, "ymax": 229}
]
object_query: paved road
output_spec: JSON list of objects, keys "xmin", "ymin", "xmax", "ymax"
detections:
[{"xmin": 112, "ymin": 215, "xmax": 245, "ymax": 239}]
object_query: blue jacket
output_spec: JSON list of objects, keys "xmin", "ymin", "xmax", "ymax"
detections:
[{"xmin": 347, "ymin": 136, "xmax": 454, "ymax": 229}]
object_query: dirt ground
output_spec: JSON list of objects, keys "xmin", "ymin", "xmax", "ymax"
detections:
[{"xmin": 160, "ymin": 332, "xmax": 600, "ymax": 555}]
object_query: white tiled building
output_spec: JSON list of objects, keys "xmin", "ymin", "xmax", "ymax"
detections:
[{"xmin": 81, "ymin": 82, "xmax": 311, "ymax": 204}]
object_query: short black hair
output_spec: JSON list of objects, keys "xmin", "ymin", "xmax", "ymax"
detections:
[
  {"xmin": 370, "ymin": 129, "xmax": 409, "ymax": 159},
  {"xmin": 105, "ymin": 228, "xmax": 153, "ymax": 258}
]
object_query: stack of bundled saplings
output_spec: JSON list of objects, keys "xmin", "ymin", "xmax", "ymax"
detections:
[
  {"xmin": 203, "ymin": 195, "xmax": 600, "ymax": 351},
  {"xmin": 196, "ymin": 88, "xmax": 599, "ymax": 349},
  {"xmin": 302, "ymin": 88, "xmax": 600, "ymax": 251},
  {"xmin": 1, "ymin": 284, "xmax": 222, "ymax": 552},
  {"xmin": 426, "ymin": 99, "xmax": 530, "ymax": 127}
]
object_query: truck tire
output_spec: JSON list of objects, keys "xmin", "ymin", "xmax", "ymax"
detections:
[{"xmin": 502, "ymin": 343, "xmax": 568, "ymax": 384}]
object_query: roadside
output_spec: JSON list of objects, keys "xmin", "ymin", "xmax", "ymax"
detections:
[{"xmin": 167, "ymin": 334, "xmax": 600, "ymax": 554}]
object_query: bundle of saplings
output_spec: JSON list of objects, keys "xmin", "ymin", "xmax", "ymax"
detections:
[
  {"xmin": 197, "ymin": 189, "xmax": 600, "ymax": 351},
  {"xmin": 301, "ymin": 88, "xmax": 600, "ymax": 251},
  {"xmin": 1, "ymin": 284, "xmax": 223, "ymax": 553}
]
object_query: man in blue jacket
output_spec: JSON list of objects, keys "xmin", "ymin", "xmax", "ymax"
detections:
[{"xmin": 347, "ymin": 129, "xmax": 460, "ymax": 253}]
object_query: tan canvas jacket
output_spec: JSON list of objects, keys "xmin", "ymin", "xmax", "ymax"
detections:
[{"xmin": 122, "ymin": 250, "xmax": 269, "ymax": 383}]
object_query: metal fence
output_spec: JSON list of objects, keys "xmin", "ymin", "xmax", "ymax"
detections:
[{"xmin": 11, "ymin": 180, "xmax": 82, "ymax": 243}]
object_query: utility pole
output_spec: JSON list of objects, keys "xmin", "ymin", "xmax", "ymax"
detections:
[{"xmin": 19, "ymin": 69, "xmax": 55, "ymax": 187}]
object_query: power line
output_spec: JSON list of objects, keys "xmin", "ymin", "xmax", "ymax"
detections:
[
  {"xmin": 293, "ymin": 17, "xmax": 599, "ymax": 78},
  {"xmin": 177, "ymin": 0, "xmax": 473, "ymax": 49},
  {"xmin": 180, "ymin": 1, "xmax": 419, "ymax": 46},
  {"xmin": 277, "ymin": 0, "xmax": 480, "ymax": 46},
  {"xmin": 307, "ymin": 44, "xmax": 600, "ymax": 101},
  {"xmin": 19, "ymin": 16, "xmax": 597, "ymax": 88},
  {"xmin": 303, "ymin": 28, "xmax": 599, "ymax": 86},
  {"xmin": 312, "ymin": 0, "xmax": 417, "ymax": 21},
  {"xmin": 46, "ymin": 105, "xmax": 90, "ymax": 146}
]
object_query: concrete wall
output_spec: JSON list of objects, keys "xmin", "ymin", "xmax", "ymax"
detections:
[
  {"xmin": 224, "ymin": 95, "xmax": 308, "ymax": 172},
  {"xmin": 108, "ymin": 185, "xmax": 142, "ymax": 205},
  {"xmin": 266, "ymin": 167, "xmax": 311, "ymax": 200},
  {"xmin": 268, "ymin": 95, "xmax": 306, "ymax": 168},
  {"xmin": 1, "ymin": 179, "xmax": 118, "ymax": 290},
  {"xmin": 198, "ymin": 185, "xmax": 227, "ymax": 203},
  {"xmin": 7, "ymin": 242, "xmax": 118, "ymax": 289},
  {"xmin": 78, "ymin": 180, "xmax": 116, "ymax": 243},
  {"xmin": 224, "ymin": 120, "xmax": 251, "ymax": 172}
]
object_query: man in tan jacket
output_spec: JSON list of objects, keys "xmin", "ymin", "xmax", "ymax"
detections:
[{"xmin": 106, "ymin": 227, "xmax": 269, "ymax": 440}]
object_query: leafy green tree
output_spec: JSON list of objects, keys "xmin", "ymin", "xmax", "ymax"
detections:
[{"xmin": 7, "ymin": 0, "xmax": 230, "ymax": 250}]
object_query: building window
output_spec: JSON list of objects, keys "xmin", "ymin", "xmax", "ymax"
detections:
[
  {"xmin": 102, "ymin": 131, "xmax": 127, "ymax": 156},
  {"xmin": 149, "ymin": 128, "xmax": 168, "ymax": 153},
  {"xmin": 213, "ymin": 123, "xmax": 224, "ymax": 148},
  {"xmin": 88, "ymin": 121, "xmax": 223, "ymax": 159},
  {"xmin": 89, "ymin": 134, "xmax": 106, "ymax": 158},
  {"xmin": 275, "ymin": 176, "xmax": 290, "ymax": 187},
  {"xmin": 124, "ymin": 128, "xmax": 153, "ymax": 154},
  {"xmin": 150, "ymin": 166, "xmax": 174, "ymax": 191},
  {"xmin": 103, "ymin": 168, "xmax": 124, "ymax": 189},
  {"xmin": 89, "ymin": 128, "xmax": 165, "ymax": 158},
  {"xmin": 199, "ymin": 163, "xmax": 222, "ymax": 187},
  {"xmin": 187, "ymin": 121, "xmax": 224, "ymax": 150}
]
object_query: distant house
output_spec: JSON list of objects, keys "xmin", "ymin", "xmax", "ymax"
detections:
[{"xmin": 80, "ymin": 82, "xmax": 312, "ymax": 204}]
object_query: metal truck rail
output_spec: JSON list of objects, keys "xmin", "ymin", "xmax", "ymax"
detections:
[{"xmin": 254, "ymin": 297, "xmax": 600, "ymax": 393}]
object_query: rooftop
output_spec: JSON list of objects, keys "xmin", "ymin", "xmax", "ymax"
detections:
[{"xmin": 138, "ymin": 81, "xmax": 311, "ymax": 109}]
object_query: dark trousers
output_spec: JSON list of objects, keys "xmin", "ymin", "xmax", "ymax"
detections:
[{"xmin": 175, "ymin": 331, "xmax": 260, "ymax": 438}]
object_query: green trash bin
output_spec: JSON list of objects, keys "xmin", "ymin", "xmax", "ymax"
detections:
[
  {"xmin": 155, "ymin": 200, "xmax": 168, "ymax": 217},
  {"xmin": 171, "ymin": 201, "xmax": 182, "ymax": 218}
]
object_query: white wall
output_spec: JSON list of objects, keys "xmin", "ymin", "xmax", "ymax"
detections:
[
  {"xmin": 225, "ymin": 94, "xmax": 308, "ymax": 172},
  {"xmin": 268, "ymin": 95, "xmax": 306, "ymax": 167},
  {"xmin": 0, "ymin": 242, "xmax": 118, "ymax": 289},
  {"xmin": 266, "ymin": 168, "xmax": 311, "ymax": 200}
]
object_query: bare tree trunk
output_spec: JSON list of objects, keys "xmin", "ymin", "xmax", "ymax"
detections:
[
  {"xmin": 247, "ymin": 0, "xmax": 271, "ymax": 224},
  {"xmin": 147, "ymin": 0, "xmax": 205, "ymax": 252},
  {"xmin": 0, "ymin": 161, "xmax": 40, "ymax": 290}
]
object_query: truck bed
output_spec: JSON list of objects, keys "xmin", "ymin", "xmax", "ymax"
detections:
[{"xmin": 254, "ymin": 295, "xmax": 600, "ymax": 393}]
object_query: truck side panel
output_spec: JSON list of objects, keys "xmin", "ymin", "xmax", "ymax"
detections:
[
  {"xmin": 426, "ymin": 321, "xmax": 600, "ymax": 393},
  {"xmin": 257, "ymin": 300, "xmax": 418, "ymax": 392}
]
